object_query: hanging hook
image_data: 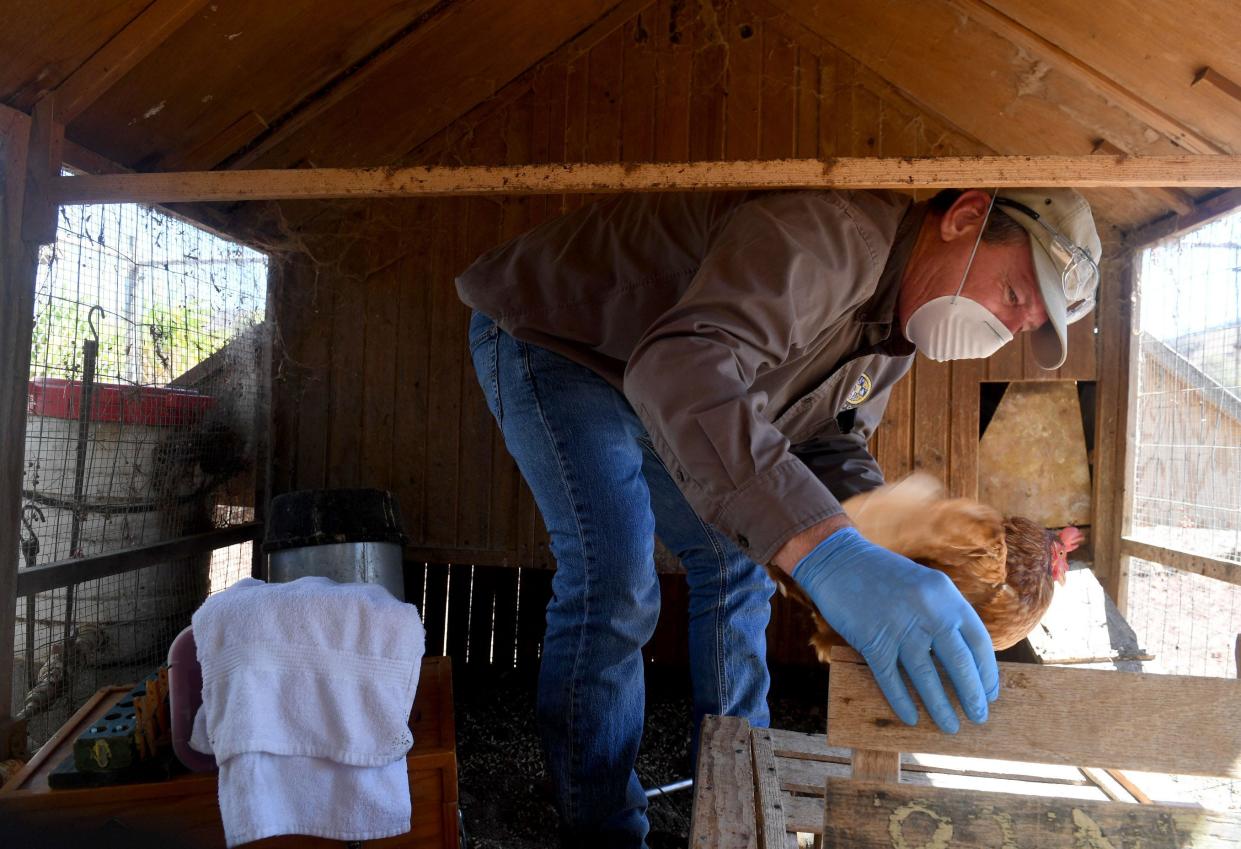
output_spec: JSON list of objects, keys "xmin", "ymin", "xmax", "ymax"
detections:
[
  {"xmin": 87, "ymin": 305, "xmax": 104, "ymax": 343},
  {"xmin": 20, "ymin": 504, "xmax": 45, "ymax": 570}
]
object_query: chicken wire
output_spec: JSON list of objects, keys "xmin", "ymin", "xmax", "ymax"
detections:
[
  {"xmin": 13, "ymin": 190, "xmax": 268, "ymax": 751},
  {"xmin": 1130, "ymin": 208, "xmax": 1241, "ymax": 686}
]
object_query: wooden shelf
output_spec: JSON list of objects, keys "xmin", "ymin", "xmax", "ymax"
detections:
[{"xmin": 1, "ymin": 656, "xmax": 458, "ymax": 848}]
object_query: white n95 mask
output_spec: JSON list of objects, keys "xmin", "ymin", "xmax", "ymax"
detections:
[
  {"xmin": 904, "ymin": 295, "xmax": 1013, "ymax": 361},
  {"xmin": 904, "ymin": 190, "xmax": 1013, "ymax": 362}
]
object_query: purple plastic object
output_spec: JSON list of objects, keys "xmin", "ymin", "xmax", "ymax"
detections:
[{"xmin": 167, "ymin": 626, "xmax": 217, "ymax": 771}]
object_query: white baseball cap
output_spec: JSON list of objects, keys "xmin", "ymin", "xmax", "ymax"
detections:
[{"xmin": 993, "ymin": 189, "xmax": 1102, "ymax": 370}]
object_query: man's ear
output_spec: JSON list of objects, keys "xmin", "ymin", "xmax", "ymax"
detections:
[{"xmin": 939, "ymin": 189, "xmax": 992, "ymax": 243}]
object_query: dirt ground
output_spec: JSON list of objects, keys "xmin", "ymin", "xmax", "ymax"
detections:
[{"xmin": 454, "ymin": 662, "xmax": 829, "ymax": 849}]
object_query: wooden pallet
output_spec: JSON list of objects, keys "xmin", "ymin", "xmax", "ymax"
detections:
[{"xmin": 691, "ymin": 648, "xmax": 1241, "ymax": 848}]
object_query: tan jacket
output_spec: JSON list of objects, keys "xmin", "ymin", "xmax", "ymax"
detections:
[{"xmin": 456, "ymin": 189, "xmax": 923, "ymax": 564}]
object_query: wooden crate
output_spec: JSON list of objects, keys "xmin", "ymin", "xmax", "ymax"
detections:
[{"xmin": 0, "ymin": 656, "xmax": 458, "ymax": 849}]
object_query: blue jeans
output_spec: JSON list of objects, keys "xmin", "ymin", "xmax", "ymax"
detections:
[{"xmin": 467, "ymin": 311, "xmax": 774, "ymax": 848}]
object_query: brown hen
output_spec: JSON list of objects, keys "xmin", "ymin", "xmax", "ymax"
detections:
[{"xmin": 766, "ymin": 473, "xmax": 1083, "ymax": 663}]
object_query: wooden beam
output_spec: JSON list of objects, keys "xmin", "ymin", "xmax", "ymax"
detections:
[
  {"xmin": 51, "ymin": 155, "xmax": 1241, "ymax": 205},
  {"xmin": 54, "ymin": 0, "xmax": 210, "ymax": 123},
  {"xmin": 1092, "ymin": 139, "xmax": 1195, "ymax": 215},
  {"xmin": 1119, "ymin": 538, "xmax": 1241, "ymax": 588},
  {"xmin": 826, "ymin": 647, "xmax": 1241, "ymax": 778},
  {"xmin": 950, "ymin": 0, "xmax": 1227, "ymax": 155},
  {"xmin": 1124, "ymin": 187, "xmax": 1241, "ymax": 249},
  {"xmin": 20, "ymin": 96, "xmax": 63, "ymax": 245},
  {"xmin": 1193, "ymin": 67, "xmax": 1241, "ymax": 107},
  {"xmin": 0, "ymin": 107, "xmax": 37, "ymax": 759},
  {"xmin": 14, "ymin": 523, "xmax": 262, "ymax": 597}
]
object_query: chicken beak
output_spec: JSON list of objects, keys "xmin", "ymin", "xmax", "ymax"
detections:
[{"xmin": 1056, "ymin": 570, "xmax": 1067, "ymax": 586}]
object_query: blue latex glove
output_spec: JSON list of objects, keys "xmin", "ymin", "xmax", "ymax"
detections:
[{"xmin": 792, "ymin": 527, "xmax": 1000, "ymax": 733}]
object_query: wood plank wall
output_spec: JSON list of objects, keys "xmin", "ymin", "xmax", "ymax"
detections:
[{"xmin": 269, "ymin": 0, "xmax": 1101, "ymax": 666}]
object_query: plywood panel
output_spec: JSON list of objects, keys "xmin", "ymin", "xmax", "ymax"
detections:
[
  {"xmin": 0, "ymin": 0, "xmax": 151, "ymax": 109},
  {"xmin": 978, "ymin": 381, "xmax": 1092, "ymax": 527},
  {"xmin": 985, "ymin": 0, "xmax": 1241, "ymax": 155},
  {"xmin": 249, "ymin": 0, "xmax": 617, "ymax": 170},
  {"xmin": 70, "ymin": 1, "xmax": 441, "ymax": 165}
]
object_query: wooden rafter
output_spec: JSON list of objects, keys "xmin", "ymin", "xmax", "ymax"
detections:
[
  {"xmin": 223, "ymin": 0, "xmax": 631, "ymax": 172},
  {"xmin": 222, "ymin": 0, "xmax": 456, "ymax": 170},
  {"xmin": 1123, "ymin": 187, "xmax": 1241, "ymax": 248},
  {"xmin": 51, "ymin": 156, "xmax": 1241, "ymax": 205},
  {"xmin": 54, "ymin": 0, "xmax": 210, "ymax": 123},
  {"xmin": 1091, "ymin": 139, "xmax": 1195, "ymax": 215},
  {"xmin": 949, "ymin": 0, "xmax": 1227, "ymax": 155}
]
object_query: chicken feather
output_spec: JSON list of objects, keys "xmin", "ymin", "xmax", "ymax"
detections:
[{"xmin": 765, "ymin": 472, "xmax": 1080, "ymax": 663}]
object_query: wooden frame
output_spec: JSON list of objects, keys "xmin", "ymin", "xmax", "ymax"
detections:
[
  {"xmin": 1099, "ymin": 189, "xmax": 1241, "ymax": 609},
  {"xmin": 13, "ymin": 523, "xmax": 262, "ymax": 598},
  {"xmin": 52, "ymin": 155, "xmax": 1241, "ymax": 206},
  {"xmin": 1, "ymin": 100, "xmax": 45, "ymax": 760}
]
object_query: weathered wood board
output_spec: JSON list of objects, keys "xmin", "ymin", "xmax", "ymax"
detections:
[
  {"xmin": 690, "ymin": 715, "xmax": 758, "ymax": 849},
  {"xmin": 822, "ymin": 779, "xmax": 1241, "ymax": 848},
  {"xmin": 827, "ymin": 649, "xmax": 1241, "ymax": 778}
]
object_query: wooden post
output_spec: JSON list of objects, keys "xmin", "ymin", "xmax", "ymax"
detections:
[
  {"xmin": 20, "ymin": 96, "xmax": 63, "ymax": 245},
  {"xmin": 0, "ymin": 107, "xmax": 35, "ymax": 759},
  {"xmin": 1092, "ymin": 254, "xmax": 1137, "ymax": 606},
  {"xmin": 0, "ymin": 95, "xmax": 63, "ymax": 759}
]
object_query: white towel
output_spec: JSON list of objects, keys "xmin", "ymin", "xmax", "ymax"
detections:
[
  {"xmin": 207, "ymin": 753, "xmax": 412, "ymax": 846},
  {"xmin": 189, "ymin": 576, "xmax": 425, "ymax": 846}
]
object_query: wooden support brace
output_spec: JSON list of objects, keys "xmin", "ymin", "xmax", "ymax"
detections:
[
  {"xmin": 50, "ymin": 155, "xmax": 1241, "ymax": 206},
  {"xmin": 1193, "ymin": 67, "xmax": 1241, "ymax": 107},
  {"xmin": 1092, "ymin": 139, "xmax": 1195, "ymax": 215},
  {"xmin": 20, "ymin": 96, "xmax": 63, "ymax": 245},
  {"xmin": 1119, "ymin": 537, "xmax": 1241, "ymax": 588}
]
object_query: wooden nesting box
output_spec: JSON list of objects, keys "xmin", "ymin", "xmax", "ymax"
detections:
[{"xmin": 0, "ymin": 656, "xmax": 458, "ymax": 849}]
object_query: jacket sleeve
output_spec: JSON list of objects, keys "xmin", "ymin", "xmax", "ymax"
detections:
[{"xmin": 621, "ymin": 192, "xmax": 881, "ymax": 564}]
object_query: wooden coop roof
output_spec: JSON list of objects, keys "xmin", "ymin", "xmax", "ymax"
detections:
[{"xmin": 4, "ymin": 0, "xmax": 1241, "ymax": 235}]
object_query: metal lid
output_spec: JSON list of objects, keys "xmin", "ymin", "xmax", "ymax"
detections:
[{"xmin": 262, "ymin": 488, "xmax": 408, "ymax": 552}]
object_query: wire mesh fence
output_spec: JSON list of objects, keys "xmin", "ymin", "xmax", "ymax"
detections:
[
  {"xmin": 1127, "ymin": 207, "xmax": 1241, "ymax": 813},
  {"xmin": 13, "ymin": 190, "xmax": 268, "ymax": 751}
]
